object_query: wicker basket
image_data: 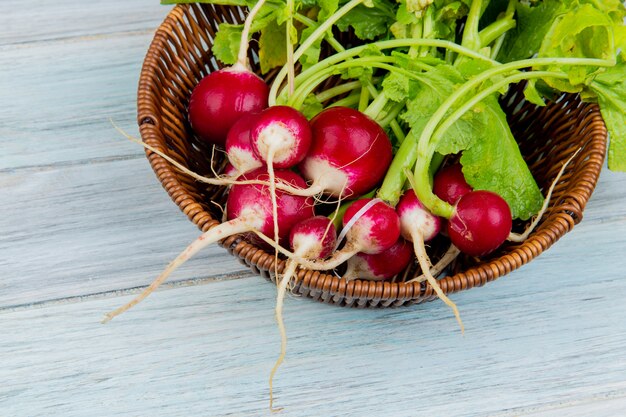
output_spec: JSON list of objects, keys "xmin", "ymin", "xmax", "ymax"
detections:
[{"xmin": 137, "ymin": 4, "xmax": 608, "ymax": 307}]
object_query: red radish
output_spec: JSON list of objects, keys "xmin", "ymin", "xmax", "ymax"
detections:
[
  {"xmin": 248, "ymin": 105, "xmax": 313, "ymax": 262},
  {"xmin": 297, "ymin": 107, "xmax": 393, "ymax": 198},
  {"xmin": 301, "ymin": 198, "xmax": 401, "ymax": 270},
  {"xmin": 187, "ymin": 0, "xmax": 270, "ymax": 145},
  {"xmin": 188, "ymin": 70, "xmax": 268, "ymax": 145},
  {"xmin": 224, "ymin": 169, "xmax": 314, "ymax": 245},
  {"xmin": 131, "ymin": 106, "xmax": 391, "ymax": 200},
  {"xmin": 341, "ymin": 198, "xmax": 400, "ymax": 254},
  {"xmin": 447, "ymin": 190, "xmax": 512, "ymax": 257},
  {"xmin": 287, "ymin": 216, "xmax": 337, "ymax": 260},
  {"xmin": 397, "ymin": 189, "xmax": 463, "ymax": 331},
  {"xmin": 433, "ymin": 163, "xmax": 473, "ymax": 204},
  {"xmin": 225, "ymin": 113, "xmax": 264, "ymax": 175},
  {"xmin": 269, "ymin": 216, "xmax": 336, "ymax": 408},
  {"xmin": 250, "ymin": 105, "xmax": 312, "ymax": 169},
  {"xmin": 397, "ymin": 190, "xmax": 442, "ymax": 242},
  {"xmin": 102, "ymin": 168, "xmax": 314, "ymax": 323},
  {"xmin": 343, "ymin": 238, "xmax": 413, "ymax": 281}
]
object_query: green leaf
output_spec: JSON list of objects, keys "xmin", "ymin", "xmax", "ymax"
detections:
[
  {"xmin": 537, "ymin": 3, "xmax": 616, "ymax": 92},
  {"xmin": 211, "ymin": 23, "xmax": 242, "ymax": 65},
  {"xmin": 336, "ymin": 0, "xmax": 395, "ymax": 40},
  {"xmin": 318, "ymin": 0, "xmax": 339, "ymax": 20},
  {"xmin": 382, "ymin": 72, "xmax": 411, "ymax": 102},
  {"xmin": 258, "ymin": 20, "xmax": 287, "ymax": 74},
  {"xmin": 589, "ymin": 62, "xmax": 626, "ymax": 171},
  {"xmin": 460, "ymin": 96, "xmax": 544, "ymax": 220},
  {"xmin": 523, "ymin": 79, "xmax": 546, "ymax": 107},
  {"xmin": 400, "ymin": 63, "xmax": 483, "ymax": 156},
  {"xmin": 300, "ymin": 94, "xmax": 325, "ymax": 119},
  {"xmin": 496, "ymin": 0, "xmax": 566, "ymax": 63},
  {"xmin": 298, "ymin": 26, "xmax": 322, "ymax": 70}
]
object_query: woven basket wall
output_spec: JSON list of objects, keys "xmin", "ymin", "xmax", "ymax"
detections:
[{"xmin": 137, "ymin": 4, "xmax": 608, "ymax": 307}]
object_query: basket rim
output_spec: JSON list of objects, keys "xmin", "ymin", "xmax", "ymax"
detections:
[{"xmin": 137, "ymin": 4, "xmax": 608, "ymax": 307}]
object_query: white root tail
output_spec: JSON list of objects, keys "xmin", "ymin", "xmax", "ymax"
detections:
[
  {"xmin": 412, "ymin": 232, "xmax": 465, "ymax": 333},
  {"xmin": 102, "ymin": 218, "xmax": 253, "ymax": 323},
  {"xmin": 268, "ymin": 259, "xmax": 299, "ymax": 412},
  {"xmin": 266, "ymin": 146, "xmax": 281, "ymax": 284},
  {"xmin": 407, "ymin": 243, "xmax": 461, "ymax": 283},
  {"xmin": 112, "ymin": 121, "xmax": 322, "ymax": 197},
  {"xmin": 508, "ymin": 147, "xmax": 582, "ymax": 242},
  {"xmin": 252, "ymin": 231, "xmax": 361, "ymax": 271}
]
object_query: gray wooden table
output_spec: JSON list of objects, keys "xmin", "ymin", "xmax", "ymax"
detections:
[{"xmin": 2, "ymin": 2, "xmax": 626, "ymax": 416}]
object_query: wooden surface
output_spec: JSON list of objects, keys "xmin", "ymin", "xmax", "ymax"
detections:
[{"xmin": 1, "ymin": 2, "xmax": 626, "ymax": 416}]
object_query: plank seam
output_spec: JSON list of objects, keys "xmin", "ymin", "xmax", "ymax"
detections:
[{"xmin": 0, "ymin": 270, "xmax": 254, "ymax": 313}]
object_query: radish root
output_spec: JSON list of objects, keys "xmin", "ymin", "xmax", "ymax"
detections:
[
  {"xmin": 412, "ymin": 232, "xmax": 465, "ymax": 333},
  {"xmin": 112, "ymin": 120, "xmax": 325, "ymax": 197},
  {"xmin": 266, "ymin": 146, "xmax": 281, "ymax": 281},
  {"xmin": 407, "ymin": 243, "xmax": 460, "ymax": 283},
  {"xmin": 508, "ymin": 147, "xmax": 581, "ymax": 242},
  {"xmin": 268, "ymin": 258, "xmax": 299, "ymax": 412},
  {"xmin": 102, "ymin": 217, "xmax": 254, "ymax": 323}
]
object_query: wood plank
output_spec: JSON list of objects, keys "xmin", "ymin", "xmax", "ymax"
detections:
[
  {"xmin": 0, "ymin": 157, "xmax": 249, "ymax": 309},
  {"xmin": 1, "ymin": 227, "xmax": 626, "ymax": 417},
  {"xmin": 0, "ymin": 33, "xmax": 166, "ymax": 171},
  {"xmin": 0, "ymin": 0, "xmax": 167, "ymax": 45}
]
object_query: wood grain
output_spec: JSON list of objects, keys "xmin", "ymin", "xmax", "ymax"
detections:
[
  {"xmin": 0, "ymin": 157, "xmax": 249, "ymax": 309},
  {"xmin": 0, "ymin": 0, "xmax": 166, "ymax": 45},
  {"xmin": 2, "ymin": 220, "xmax": 626, "ymax": 417},
  {"xmin": 0, "ymin": 34, "xmax": 160, "ymax": 171}
]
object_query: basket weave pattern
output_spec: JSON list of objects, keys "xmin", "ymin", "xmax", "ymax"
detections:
[{"xmin": 137, "ymin": 4, "xmax": 607, "ymax": 307}]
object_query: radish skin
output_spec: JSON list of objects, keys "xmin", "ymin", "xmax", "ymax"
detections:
[
  {"xmin": 297, "ymin": 107, "xmax": 393, "ymax": 198},
  {"xmin": 433, "ymin": 163, "xmax": 473, "ymax": 205},
  {"xmin": 447, "ymin": 191, "xmax": 512, "ymax": 257},
  {"xmin": 343, "ymin": 238, "xmax": 413, "ymax": 281},
  {"xmin": 301, "ymin": 199, "xmax": 400, "ymax": 270},
  {"xmin": 225, "ymin": 113, "xmax": 264, "ymax": 175}
]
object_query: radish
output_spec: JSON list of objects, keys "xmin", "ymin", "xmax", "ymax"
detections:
[
  {"xmin": 250, "ymin": 105, "xmax": 312, "ymax": 169},
  {"xmin": 297, "ymin": 198, "xmax": 400, "ymax": 271},
  {"xmin": 269, "ymin": 216, "xmax": 336, "ymax": 409},
  {"xmin": 447, "ymin": 190, "xmax": 512, "ymax": 257},
  {"xmin": 342, "ymin": 238, "xmax": 413, "ymax": 281},
  {"xmin": 297, "ymin": 107, "xmax": 393, "ymax": 198},
  {"xmin": 248, "ymin": 105, "xmax": 313, "ymax": 263},
  {"xmin": 188, "ymin": 70, "xmax": 268, "ymax": 145},
  {"xmin": 225, "ymin": 112, "xmax": 264, "ymax": 175},
  {"xmin": 396, "ymin": 189, "xmax": 463, "ymax": 331},
  {"xmin": 187, "ymin": 0, "xmax": 270, "ymax": 145},
  {"xmin": 433, "ymin": 163, "xmax": 473, "ymax": 205},
  {"xmin": 102, "ymin": 168, "xmax": 314, "ymax": 322}
]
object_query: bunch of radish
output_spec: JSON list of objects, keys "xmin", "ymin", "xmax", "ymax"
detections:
[{"xmin": 104, "ymin": 0, "xmax": 624, "ymax": 409}]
